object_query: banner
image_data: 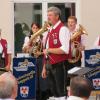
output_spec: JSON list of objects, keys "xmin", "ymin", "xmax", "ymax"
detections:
[
  {"xmin": 85, "ymin": 49, "xmax": 100, "ymax": 68},
  {"xmin": 84, "ymin": 49, "xmax": 100, "ymax": 90},
  {"xmin": 13, "ymin": 58, "xmax": 36, "ymax": 99}
]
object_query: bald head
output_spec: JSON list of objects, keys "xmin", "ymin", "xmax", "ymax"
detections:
[
  {"xmin": 70, "ymin": 76, "xmax": 93, "ymax": 99},
  {"xmin": 0, "ymin": 72, "xmax": 18, "ymax": 99}
]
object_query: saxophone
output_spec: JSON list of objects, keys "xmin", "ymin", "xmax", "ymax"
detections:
[
  {"xmin": 68, "ymin": 24, "xmax": 88, "ymax": 63},
  {"xmin": 22, "ymin": 21, "xmax": 49, "ymax": 57}
]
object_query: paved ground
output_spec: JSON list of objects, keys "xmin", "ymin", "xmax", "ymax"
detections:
[
  {"xmin": 89, "ymin": 96, "xmax": 96, "ymax": 100},
  {"xmin": 89, "ymin": 91, "xmax": 100, "ymax": 100}
]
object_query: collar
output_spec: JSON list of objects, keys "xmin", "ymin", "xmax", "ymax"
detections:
[
  {"xmin": 67, "ymin": 96, "xmax": 84, "ymax": 100},
  {"xmin": 52, "ymin": 20, "xmax": 61, "ymax": 29}
]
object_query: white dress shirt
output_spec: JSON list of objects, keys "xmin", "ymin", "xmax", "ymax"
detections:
[
  {"xmin": 23, "ymin": 36, "xmax": 30, "ymax": 48},
  {"xmin": 23, "ymin": 35, "xmax": 41, "ymax": 48},
  {"xmin": 67, "ymin": 96, "xmax": 84, "ymax": 100},
  {"xmin": 44, "ymin": 20, "xmax": 70, "ymax": 54}
]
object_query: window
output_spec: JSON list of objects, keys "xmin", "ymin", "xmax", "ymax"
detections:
[
  {"xmin": 48, "ymin": 3, "xmax": 75, "ymax": 23},
  {"xmin": 13, "ymin": 0, "xmax": 78, "ymax": 55},
  {"xmin": 14, "ymin": 3, "xmax": 42, "ymax": 55}
]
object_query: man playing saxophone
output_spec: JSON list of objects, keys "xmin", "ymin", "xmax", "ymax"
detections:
[
  {"xmin": 22, "ymin": 22, "xmax": 43, "ymax": 57},
  {"xmin": 22, "ymin": 22, "xmax": 51, "ymax": 100},
  {"xmin": 66, "ymin": 16, "xmax": 87, "ymax": 86}
]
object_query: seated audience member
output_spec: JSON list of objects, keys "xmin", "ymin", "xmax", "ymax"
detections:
[
  {"xmin": 0, "ymin": 72, "xmax": 18, "ymax": 100},
  {"xmin": 67, "ymin": 76, "xmax": 93, "ymax": 100}
]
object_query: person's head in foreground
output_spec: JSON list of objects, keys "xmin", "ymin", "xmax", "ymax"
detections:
[
  {"xmin": 68, "ymin": 76, "xmax": 93, "ymax": 100},
  {"xmin": 0, "ymin": 72, "xmax": 18, "ymax": 99}
]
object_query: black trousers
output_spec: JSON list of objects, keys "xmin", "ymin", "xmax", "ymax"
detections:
[
  {"xmin": 65, "ymin": 59, "xmax": 81, "ymax": 86},
  {"xmin": 47, "ymin": 61, "xmax": 67, "ymax": 97},
  {"xmin": 36, "ymin": 56, "xmax": 51, "ymax": 100}
]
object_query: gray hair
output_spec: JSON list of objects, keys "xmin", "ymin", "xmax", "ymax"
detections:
[
  {"xmin": 0, "ymin": 72, "xmax": 17, "ymax": 99},
  {"xmin": 48, "ymin": 6, "xmax": 61, "ymax": 18}
]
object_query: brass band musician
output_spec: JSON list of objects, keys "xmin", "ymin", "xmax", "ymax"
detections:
[
  {"xmin": 0, "ymin": 29, "xmax": 11, "ymax": 71},
  {"xmin": 42, "ymin": 7, "xmax": 70, "ymax": 100},
  {"xmin": 22, "ymin": 23, "xmax": 50, "ymax": 100},
  {"xmin": 66, "ymin": 16, "xmax": 87, "ymax": 86},
  {"xmin": 22, "ymin": 23, "xmax": 43, "ymax": 57}
]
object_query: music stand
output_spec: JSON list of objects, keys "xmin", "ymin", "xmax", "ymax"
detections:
[{"xmin": 68, "ymin": 67, "xmax": 94, "ymax": 77}]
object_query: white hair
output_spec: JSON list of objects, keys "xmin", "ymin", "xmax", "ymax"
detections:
[
  {"xmin": 0, "ymin": 72, "xmax": 17, "ymax": 99},
  {"xmin": 48, "ymin": 6, "xmax": 61, "ymax": 18}
]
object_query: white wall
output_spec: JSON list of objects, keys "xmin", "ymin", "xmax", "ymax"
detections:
[{"xmin": 81, "ymin": 0, "xmax": 100, "ymax": 49}]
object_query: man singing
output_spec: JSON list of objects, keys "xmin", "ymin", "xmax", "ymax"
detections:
[{"xmin": 42, "ymin": 7, "xmax": 70, "ymax": 100}]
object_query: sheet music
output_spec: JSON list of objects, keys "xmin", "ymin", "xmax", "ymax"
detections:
[
  {"xmin": 17, "ymin": 53, "xmax": 30, "ymax": 58},
  {"xmin": 68, "ymin": 67, "xmax": 81, "ymax": 74}
]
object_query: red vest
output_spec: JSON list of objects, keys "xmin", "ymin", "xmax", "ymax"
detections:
[
  {"xmin": 48, "ymin": 22, "xmax": 69, "ymax": 64},
  {"xmin": 0, "ymin": 39, "xmax": 8, "ymax": 66}
]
